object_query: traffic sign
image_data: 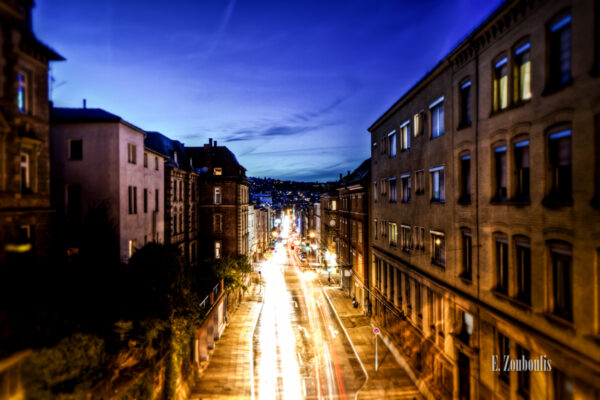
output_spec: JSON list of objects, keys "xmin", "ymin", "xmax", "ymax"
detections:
[{"xmin": 373, "ymin": 328, "xmax": 380, "ymax": 335}]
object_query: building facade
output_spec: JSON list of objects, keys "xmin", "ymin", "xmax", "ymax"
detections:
[
  {"xmin": 368, "ymin": 0, "xmax": 600, "ymax": 399},
  {"xmin": 188, "ymin": 139, "xmax": 249, "ymax": 260},
  {"xmin": 50, "ymin": 108, "xmax": 166, "ymax": 263},
  {"xmin": 145, "ymin": 131, "xmax": 198, "ymax": 266}
]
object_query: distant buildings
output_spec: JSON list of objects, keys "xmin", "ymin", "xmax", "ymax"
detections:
[{"xmin": 368, "ymin": 0, "xmax": 600, "ymax": 398}]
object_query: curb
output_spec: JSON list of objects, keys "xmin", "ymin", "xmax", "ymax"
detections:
[
  {"xmin": 321, "ymin": 287, "xmax": 369, "ymax": 400},
  {"xmin": 250, "ymin": 273, "xmax": 265, "ymax": 400}
]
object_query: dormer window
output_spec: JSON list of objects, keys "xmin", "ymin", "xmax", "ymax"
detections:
[{"xmin": 214, "ymin": 167, "xmax": 222, "ymax": 175}]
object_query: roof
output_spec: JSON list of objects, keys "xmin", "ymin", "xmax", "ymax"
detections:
[
  {"xmin": 344, "ymin": 158, "xmax": 371, "ymax": 186},
  {"xmin": 187, "ymin": 145, "xmax": 247, "ymax": 179},
  {"xmin": 144, "ymin": 131, "xmax": 193, "ymax": 171},
  {"xmin": 50, "ymin": 107, "xmax": 146, "ymax": 135}
]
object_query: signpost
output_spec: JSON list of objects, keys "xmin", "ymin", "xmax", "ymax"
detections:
[{"xmin": 373, "ymin": 327, "xmax": 380, "ymax": 371}]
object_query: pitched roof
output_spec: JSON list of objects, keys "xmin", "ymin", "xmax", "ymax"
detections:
[
  {"xmin": 187, "ymin": 145, "xmax": 246, "ymax": 178},
  {"xmin": 144, "ymin": 131, "xmax": 193, "ymax": 171},
  {"xmin": 50, "ymin": 107, "xmax": 147, "ymax": 135}
]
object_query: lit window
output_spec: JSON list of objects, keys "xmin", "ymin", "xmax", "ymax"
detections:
[
  {"xmin": 459, "ymin": 81, "xmax": 471, "ymax": 127},
  {"xmin": 400, "ymin": 120, "xmax": 410, "ymax": 150},
  {"xmin": 214, "ymin": 187, "xmax": 222, "ymax": 205},
  {"xmin": 389, "ymin": 223, "xmax": 397, "ymax": 247},
  {"xmin": 17, "ymin": 68, "xmax": 29, "ymax": 113},
  {"xmin": 430, "ymin": 166, "xmax": 445, "ymax": 202},
  {"xmin": 69, "ymin": 139, "xmax": 83, "ymax": 160},
  {"xmin": 514, "ymin": 42, "xmax": 532, "ymax": 101},
  {"xmin": 514, "ymin": 140, "xmax": 530, "ymax": 201},
  {"xmin": 215, "ymin": 241, "xmax": 222, "ymax": 259},
  {"xmin": 494, "ymin": 145, "xmax": 507, "ymax": 201},
  {"xmin": 431, "ymin": 231, "xmax": 445, "ymax": 267},
  {"xmin": 548, "ymin": 12, "xmax": 572, "ymax": 89},
  {"xmin": 20, "ymin": 152, "xmax": 30, "ymax": 193},
  {"xmin": 429, "ymin": 97, "xmax": 444, "ymax": 138},
  {"xmin": 128, "ymin": 239, "xmax": 137, "ymax": 258},
  {"xmin": 493, "ymin": 56, "xmax": 509, "ymax": 111},
  {"xmin": 214, "ymin": 167, "xmax": 222, "ymax": 175},
  {"xmin": 388, "ymin": 130, "xmax": 397, "ymax": 157}
]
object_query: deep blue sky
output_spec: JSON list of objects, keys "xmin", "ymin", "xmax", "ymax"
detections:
[{"xmin": 35, "ymin": 0, "xmax": 502, "ymax": 181}]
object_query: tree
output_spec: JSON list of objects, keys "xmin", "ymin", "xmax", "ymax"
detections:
[{"xmin": 207, "ymin": 255, "xmax": 252, "ymax": 290}]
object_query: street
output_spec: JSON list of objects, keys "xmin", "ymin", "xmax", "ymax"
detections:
[{"xmin": 253, "ymin": 242, "xmax": 366, "ymax": 399}]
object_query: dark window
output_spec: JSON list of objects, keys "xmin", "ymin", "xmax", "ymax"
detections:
[
  {"xmin": 553, "ymin": 368, "xmax": 573, "ymax": 400},
  {"xmin": 494, "ymin": 145, "xmax": 507, "ymax": 201},
  {"xmin": 548, "ymin": 129, "xmax": 572, "ymax": 202},
  {"xmin": 495, "ymin": 236, "xmax": 509, "ymax": 294},
  {"xmin": 69, "ymin": 139, "xmax": 83, "ymax": 160},
  {"xmin": 514, "ymin": 42, "xmax": 532, "ymax": 102},
  {"xmin": 389, "ymin": 178, "xmax": 397, "ymax": 202},
  {"xmin": 461, "ymin": 229, "xmax": 472, "ymax": 281},
  {"xmin": 515, "ymin": 238, "xmax": 531, "ymax": 304},
  {"xmin": 514, "ymin": 140, "xmax": 530, "ymax": 201},
  {"xmin": 401, "ymin": 175, "xmax": 411, "ymax": 203},
  {"xmin": 144, "ymin": 153, "xmax": 148, "ymax": 168},
  {"xmin": 493, "ymin": 57, "xmax": 509, "ymax": 112},
  {"xmin": 550, "ymin": 242, "xmax": 572, "ymax": 321},
  {"xmin": 415, "ymin": 281, "xmax": 422, "ymax": 326},
  {"xmin": 143, "ymin": 188, "xmax": 148, "ymax": 213},
  {"xmin": 595, "ymin": 115, "xmax": 600, "ymax": 207},
  {"xmin": 498, "ymin": 332, "xmax": 510, "ymax": 384},
  {"xmin": 460, "ymin": 155, "xmax": 471, "ymax": 203},
  {"xmin": 430, "ymin": 98, "xmax": 445, "ymax": 138},
  {"xmin": 155, "ymin": 189, "xmax": 159, "ymax": 212},
  {"xmin": 548, "ymin": 12, "xmax": 572, "ymax": 89},
  {"xmin": 517, "ymin": 345, "xmax": 531, "ymax": 399},
  {"xmin": 128, "ymin": 186, "xmax": 133, "ymax": 214},
  {"xmin": 405, "ymin": 277, "xmax": 412, "ymax": 317},
  {"xmin": 459, "ymin": 81, "xmax": 471, "ymax": 127}
]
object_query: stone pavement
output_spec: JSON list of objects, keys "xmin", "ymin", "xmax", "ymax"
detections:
[
  {"xmin": 322, "ymin": 285, "xmax": 422, "ymax": 400},
  {"xmin": 190, "ymin": 273, "xmax": 263, "ymax": 400}
]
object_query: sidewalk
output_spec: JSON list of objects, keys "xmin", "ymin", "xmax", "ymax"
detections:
[
  {"xmin": 190, "ymin": 273, "xmax": 263, "ymax": 399},
  {"xmin": 323, "ymin": 286, "xmax": 422, "ymax": 400}
]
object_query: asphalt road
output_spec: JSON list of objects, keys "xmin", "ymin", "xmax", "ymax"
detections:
[{"xmin": 252, "ymin": 242, "xmax": 366, "ymax": 400}]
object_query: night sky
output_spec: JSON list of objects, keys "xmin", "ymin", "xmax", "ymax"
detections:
[{"xmin": 35, "ymin": 0, "xmax": 502, "ymax": 182}]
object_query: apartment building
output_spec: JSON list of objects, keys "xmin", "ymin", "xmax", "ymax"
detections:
[
  {"xmin": 145, "ymin": 131, "xmax": 199, "ymax": 266},
  {"xmin": 188, "ymin": 139, "xmax": 249, "ymax": 260},
  {"xmin": 50, "ymin": 108, "xmax": 166, "ymax": 262},
  {"xmin": 368, "ymin": 0, "xmax": 600, "ymax": 399}
]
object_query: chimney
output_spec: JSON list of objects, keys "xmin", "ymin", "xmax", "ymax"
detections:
[
  {"xmin": 339, "ymin": 173, "xmax": 343, "ymax": 180},
  {"xmin": 83, "ymin": 98, "xmax": 87, "ymax": 109},
  {"xmin": 209, "ymin": 138, "xmax": 213, "ymax": 146},
  {"xmin": 347, "ymin": 170, "xmax": 350, "ymax": 176},
  {"xmin": 214, "ymin": 140, "xmax": 217, "ymax": 147}
]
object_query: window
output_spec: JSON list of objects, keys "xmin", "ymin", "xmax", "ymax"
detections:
[
  {"xmin": 401, "ymin": 225, "xmax": 411, "ymax": 251},
  {"xmin": 400, "ymin": 174, "xmax": 411, "ymax": 203},
  {"xmin": 550, "ymin": 241, "xmax": 572, "ymax": 321},
  {"xmin": 144, "ymin": 153, "xmax": 148, "ymax": 168},
  {"xmin": 128, "ymin": 239, "xmax": 137, "ymax": 258},
  {"xmin": 553, "ymin": 368, "xmax": 573, "ymax": 400},
  {"xmin": 380, "ymin": 220, "xmax": 386, "ymax": 238},
  {"xmin": 415, "ymin": 170, "xmax": 424, "ymax": 194},
  {"xmin": 400, "ymin": 121, "xmax": 410, "ymax": 150},
  {"xmin": 374, "ymin": 219, "xmax": 378, "ymax": 240},
  {"xmin": 515, "ymin": 238, "xmax": 531, "ymax": 304},
  {"xmin": 414, "ymin": 111, "xmax": 426, "ymax": 137},
  {"xmin": 415, "ymin": 281, "xmax": 422, "ymax": 325},
  {"xmin": 461, "ymin": 229, "xmax": 472, "ymax": 281},
  {"xmin": 155, "ymin": 156, "xmax": 159, "ymax": 170},
  {"xmin": 459, "ymin": 81, "xmax": 471, "ymax": 127},
  {"xmin": 493, "ymin": 145, "xmax": 507, "ymax": 201},
  {"xmin": 429, "ymin": 97, "xmax": 444, "ymax": 138},
  {"xmin": 548, "ymin": 12, "xmax": 572, "ymax": 89},
  {"xmin": 214, "ymin": 167, "xmax": 222, "ymax": 175},
  {"xmin": 66, "ymin": 184, "xmax": 82, "ymax": 218},
  {"xmin": 595, "ymin": 114, "xmax": 600, "ymax": 206},
  {"xmin": 389, "ymin": 223, "xmax": 398, "ymax": 247},
  {"xmin": 155, "ymin": 189, "xmax": 159, "ymax": 212},
  {"xmin": 128, "ymin": 186, "xmax": 137, "ymax": 214},
  {"xmin": 357, "ymin": 222, "xmax": 363, "ymax": 244},
  {"xmin": 459, "ymin": 155, "xmax": 471, "ymax": 203},
  {"xmin": 213, "ymin": 213, "xmax": 222, "ymax": 232},
  {"xmin": 143, "ymin": 188, "xmax": 148, "ymax": 213},
  {"xmin": 514, "ymin": 140, "xmax": 530, "ymax": 201},
  {"xmin": 20, "ymin": 152, "xmax": 30, "ymax": 193},
  {"xmin": 331, "ymin": 200, "xmax": 337, "ymax": 210},
  {"xmin": 389, "ymin": 130, "xmax": 397, "ymax": 157},
  {"xmin": 389, "ymin": 178, "xmax": 397, "ymax": 202},
  {"xmin": 514, "ymin": 42, "xmax": 532, "ymax": 102},
  {"xmin": 497, "ymin": 332, "xmax": 510, "ymax": 384},
  {"xmin": 547, "ymin": 128, "xmax": 572, "ymax": 202},
  {"xmin": 215, "ymin": 241, "xmax": 222, "ymax": 259},
  {"xmin": 495, "ymin": 235, "xmax": 509, "ymax": 294},
  {"xmin": 214, "ymin": 187, "xmax": 222, "ymax": 205},
  {"xmin": 373, "ymin": 182, "xmax": 378, "ymax": 202},
  {"xmin": 127, "ymin": 143, "xmax": 137, "ymax": 164},
  {"xmin": 493, "ymin": 56, "xmax": 509, "ymax": 112},
  {"xmin": 413, "ymin": 226, "xmax": 425, "ymax": 250},
  {"xmin": 405, "ymin": 277, "xmax": 412, "ymax": 317},
  {"xmin": 430, "ymin": 166, "xmax": 445, "ymax": 202},
  {"xmin": 69, "ymin": 139, "xmax": 83, "ymax": 160},
  {"xmin": 431, "ymin": 231, "xmax": 445, "ymax": 267},
  {"xmin": 517, "ymin": 345, "xmax": 531, "ymax": 399},
  {"xmin": 17, "ymin": 68, "xmax": 29, "ymax": 113}
]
